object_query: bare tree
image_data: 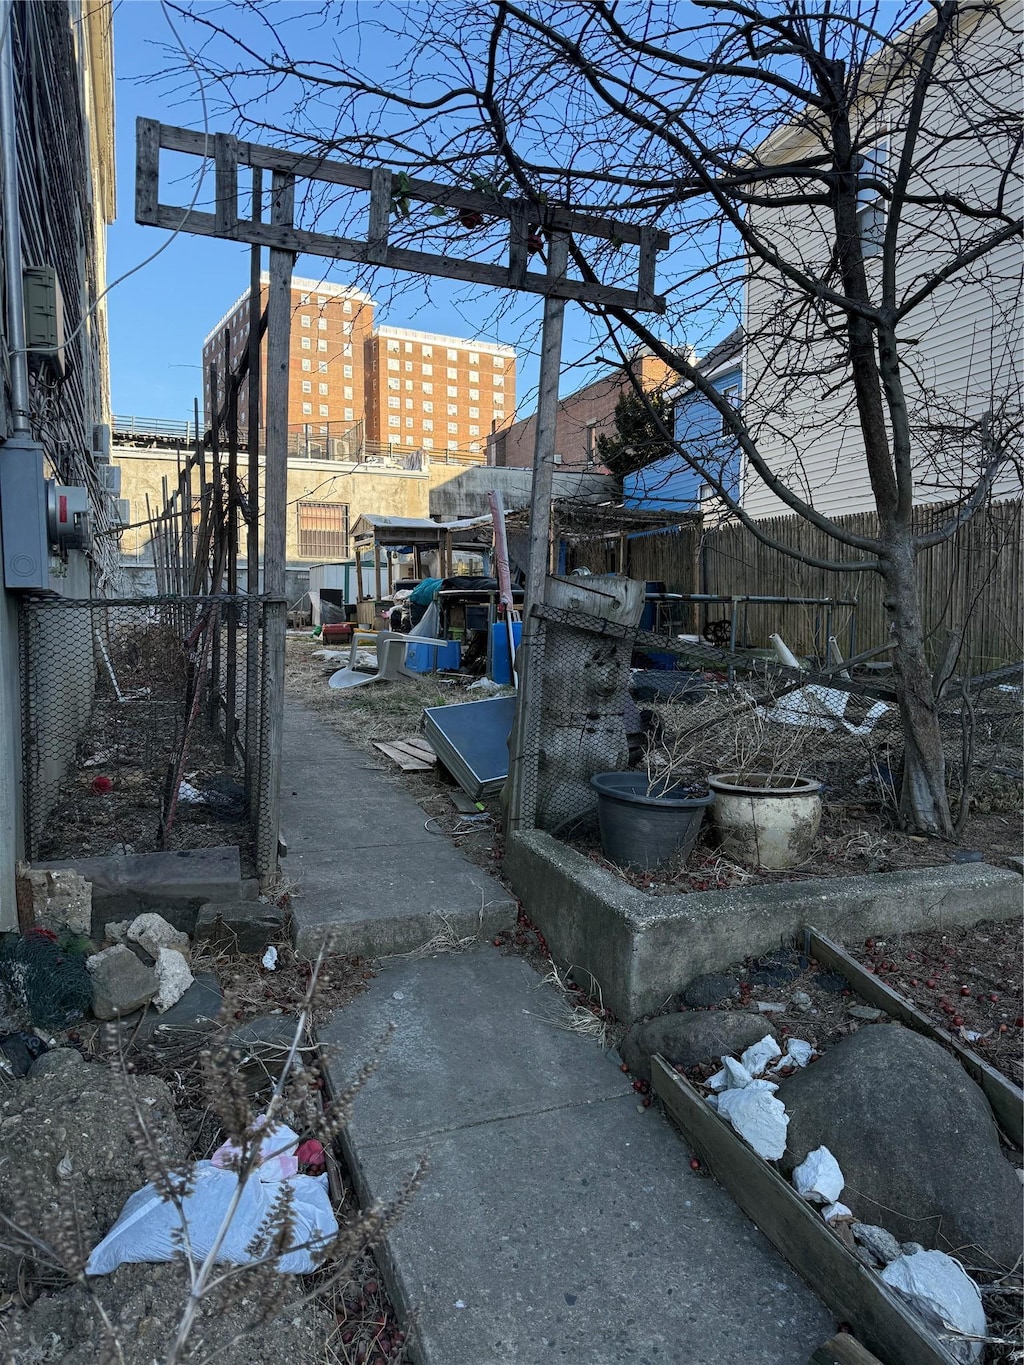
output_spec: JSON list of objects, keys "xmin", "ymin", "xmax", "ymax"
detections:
[{"xmin": 158, "ymin": 0, "xmax": 1022, "ymax": 834}]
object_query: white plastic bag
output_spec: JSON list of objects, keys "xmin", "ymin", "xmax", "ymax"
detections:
[
  {"xmin": 792, "ymin": 1145, "xmax": 844, "ymax": 1204},
  {"xmin": 86, "ymin": 1122, "xmax": 337, "ymax": 1276}
]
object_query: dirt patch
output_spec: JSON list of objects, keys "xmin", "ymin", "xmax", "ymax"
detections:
[{"xmin": 845, "ymin": 917, "xmax": 1024, "ymax": 1089}]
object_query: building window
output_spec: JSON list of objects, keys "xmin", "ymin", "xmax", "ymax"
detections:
[
  {"xmin": 342, "ymin": 365, "xmax": 352, "ymax": 377},
  {"xmin": 319, "ymin": 383, "xmax": 329, "ymax": 394},
  {"xmin": 388, "ymin": 378, "xmax": 400, "ymax": 391},
  {"xmin": 423, "ymin": 401, "xmax": 433, "ymax": 412},
  {"xmin": 719, "ymin": 385, "xmax": 740, "ymax": 435},
  {"xmin": 448, "ymin": 422, "xmax": 458, "ymax": 434},
  {"xmin": 302, "ymin": 381, "xmax": 312, "ymax": 393},
  {"xmin": 301, "ymin": 337, "xmax": 311, "ymax": 350},
  {"xmin": 342, "ymin": 343, "xmax": 352, "ymax": 356},
  {"xmin": 343, "ymin": 299, "xmax": 352, "ymax": 313},
  {"xmin": 300, "ymin": 292, "xmax": 310, "ymax": 304},
  {"xmin": 469, "ymin": 425, "xmax": 480, "ymax": 436},
  {"xmin": 387, "ymin": 340, "xmax": 400, "ymax": 353},
  {"xmin": 405, "ymin": 417, "xmax": 413, "ymax": 428},
  {"xmin": 301, "ymin": 359, "xmax": 312, "ymax": 372},
  {"xmin": 469, "ymin": 370, "xmax": 479, "ymax": 383},
  {"xmin": 493, "ymin": 355, "xmax": 503, "ymax": 367},
  {"xmin": 301, "ymin": 315, "xmax": 311, "ymax": 328},
  {"xmin": 469, "ymin": 352, "xmax": 479, "ymax": 364},
  {"xmin": 318, "ymin": 340, "xmax": 328, "ymax": 352},
  {"xmin": 404, "ymin": 361, "xmax": 413, "ymax": 372},
  {"xmin": 319, "ymin": 404, "xmax": 329, "ymax": 416},
  {"xmin": 493, "ymin": 376, "xmax": 505, "ymax": 387},
  {"xmin": 402, "ymin": 341, "xmax": 411, "ymax": 353},
  {"xmin": 447, "ymin": 348, "xmax": 458, "ymax": 360},
  {"xmin": 422, "ymin": 364, "xmax": 433, "ymax": 376},
  {"xmin": 342, "ymin": 322, "xmax": 352, "ymax": 336},
  {"xmin": 316, "ymin": 295, "xmax": 327, "ymax": 305},
  {"xmin": 423, "ymin": 419, "xmax": 433, "ymax": 431},
  {"xmin": 318, "ymin": 318, "xmax": 328, "ymax": 331},
  {"xmin": 469, "ymin": 442, "xmax": 481, "ymax": 452},
  {"xmin": 302, "ymin": 402, "xmax": 312, "ymax": 415},
  {"xmin": 388, "ymin": 415, "xmax": 401, "ymax": 427},
  {"xmin": 494, "ymin": 409, "xmax": 504, "ymax": 421},
  {"xmin": 343, "ymin": 385, "xmax": 353, "ymax": 399},
  {"xmin": 423, "ymin": 437, "xmax": 434, "ymax": 448},
  {"xmin": 405, "ymin": 398, "xmax": 413, "ymax": 409},
  {"xmin": 297, "ymin": 499, "xmax": 349, "ymax": 559},
  {"xmin": 447, "ymin": 404, "xmax": 458, "ymax": 415},
  {"xmin": 469, "ymin": 389, "xmax": 479, "ymax": 401},
  {"xmin": 388, "ymin": 397, "xmax": 400, "ymax": 408},
  {"xmin": 405, "ymin": 435, "xmax": 415, "ymax": 444},
  {"xmin": 447, "ymin": 367, "xmax": 457, "ymax": 379},
  {"xmin": 422, "ymin": 382, "xmax": 433, "ymax": 394},
  {"xmin": 422, "ymin": 345, "xmax": 433, "ymax": 357},
  {"xmin": 344, "ymin": 407, "xmax": 353, "ymax": 420},
  {"xmin": 388, "ymin": 359, "xmax": 401, "ymax": 371},
  {"xmin": 447, "ymin": 386, "xmax": 458, "ymax": 398},
  {"xmin": 469, "ymin": 406, "xmax": 480, "ymax": 418}
]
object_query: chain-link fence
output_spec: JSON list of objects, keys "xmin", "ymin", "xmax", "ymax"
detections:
[
  {"xmin": 19, "ymin": 595, "xmax": 274, "ymax": 872},
  {"xmin": 514, "ymin": 597, "xmax": 1023, "ymax": 839}
]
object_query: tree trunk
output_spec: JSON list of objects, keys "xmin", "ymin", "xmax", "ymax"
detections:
[{"xmin": 881, "ymin": 533, "xmax": 953, "ymax": 836}]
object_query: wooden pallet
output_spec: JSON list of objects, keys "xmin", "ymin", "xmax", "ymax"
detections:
[{"xmin": 371, "ymin": 736, "xmax": 437, "ymax": 772}]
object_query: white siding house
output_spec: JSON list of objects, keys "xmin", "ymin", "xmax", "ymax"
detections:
[{"xmin": 741, "ymin": 0, "xmax": 1022, "ymax": 521}]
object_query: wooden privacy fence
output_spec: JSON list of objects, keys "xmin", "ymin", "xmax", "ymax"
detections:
[{"xmin": 569, "ymin": 498, "xmax": 1021, "ymax": 672}]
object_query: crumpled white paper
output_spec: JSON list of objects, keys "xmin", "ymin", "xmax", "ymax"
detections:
[
  {"xmin": 739, "ymin": 1034, "xmax": 783, "ymax": 1077},
  {"xmin": 716, "ymin": 1086, "xmax": 789, "ymax": 1160},
  {"xmin": 792, "ymin": 1145, "xmax": 844, "ymax": 1204},
  {"xmin": 881, "ymin": 1250, "xmax": 986, "ymax": 1363}
]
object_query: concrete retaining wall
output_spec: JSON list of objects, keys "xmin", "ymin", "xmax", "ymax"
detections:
[{"xmin": 505, "ymin": 830, "xmax": 1023, "ymax": 1023}]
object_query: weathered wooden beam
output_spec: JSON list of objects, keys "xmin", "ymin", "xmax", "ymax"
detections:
[
  {"xmin": 651, "ymin": 1057, "xmax": 959, "ymax": 1365},
  {"xmin": 135, "ymin": 116, "xmax": 160, "ymax": 223},
  {"xmin": 155, "ymin": 121, "xmax": 672, "ymax": 249},
  {"xmin": 214, "ymin": 132, "xmax": 239, "ymax": 235},
  {"xmin": 805, "ymin": 927, "xmax": 1023, "ymax": 1148},
  {"xmin": 367, "ymin": 167, "xmax": 391, "ymax": 265},
  {"xmin": 144, "ymin": 203, "xmax": 663, "ymax": 311},
  {"xmin": 637, "ymin": 225, "xmax": 659, "ymax": 310},
  {"xmin": 809, "ymin": 1336, "xmax": 887, "ymax": 1365},
  {"xmin": 508, "ymin": 201, "xmax": 530, "ymax": 289}
]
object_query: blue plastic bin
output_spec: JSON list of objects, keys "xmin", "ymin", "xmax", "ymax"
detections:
[
  {"xmin": 405, "ymin": 639, "xmax": 461, "ymax": 673},
  {"xmin": 489, "ymin": 621, "xmax": 522, "ymax": 684}
]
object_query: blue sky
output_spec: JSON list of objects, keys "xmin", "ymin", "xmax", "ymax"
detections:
[{"xmin": 107, "ymin": 0, "xmax": 616, "ymax": 424}]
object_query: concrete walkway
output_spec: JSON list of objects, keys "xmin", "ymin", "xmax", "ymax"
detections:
[
  {"xmin": 287, "ymin": 697, "xmax": 831, "ymax": 1361},
  {"xmin": 321, "ymin": 950, "xmax": 832, "ymax": 1364},
  {"xmin": 280, "ymin": 700, "xmax": 516, "ymax": 957}
]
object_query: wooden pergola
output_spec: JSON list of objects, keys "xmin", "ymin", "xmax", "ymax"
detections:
[{"xmin": 350, "ymin": 513, "xmax": 493, "ymax": 600}]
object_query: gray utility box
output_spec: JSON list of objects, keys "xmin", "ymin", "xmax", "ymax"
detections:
[
  {"xmin": 0, "ymin": 437, "xmax": 50, "ymax": 590},
  {"xmin": 23, "ymin": 265, "xmax": 66, "ymax": 378}
]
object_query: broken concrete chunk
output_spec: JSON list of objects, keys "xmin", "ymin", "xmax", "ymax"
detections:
[
  {"xmin": 104, "ymin": 920, "xmax": 131, "ymax": 945},
  {"xmin": 792, "ymin": 1146, "xmax": 844, "ymax": 1205},
  {"xmin": 715, "ymin": 1086, "xmax": 789, "ymax": 1160},
  {"xmin": 16, "ymin": 865, "xmax": 92, "ymax": 936},
  {"xmin": 852, "ymin": 1222, "xmax": 902, "ymax": 1265},
  {"xmin": 152, "ymin": 947, "xmax": 195, "ymax": 1014},
  {"xmin": 847, "ymin": 1005, "xmax": 884, "ymax": 1021},
  {"xmin": 194, "ymin": 900, "xmax": 286, "ymax": 955},
  {"xmin": 880, "ymin": 1250, "xmax": 986, "ymax": 1363},
  {"xmin": 739, "ymin": 1034, "xmax": 782, "ymax": 1077},
  {"xmin": 86, "ymin": 945, "xmax": 158, "ymax": 1020},
  {"xmin": 127, "ymin": 913, "xmax": 191, "ymax": 964}
]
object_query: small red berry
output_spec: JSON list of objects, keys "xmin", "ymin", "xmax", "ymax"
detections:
[
  {"xmin": 642, "ymin": 1096, "xmax": 652, "ymax": 1108},
  {"xmin": 989, "ymin": 993, "xmax": 999, "ymax": 1003},
  {"xmin": 690, "ymin": 1158, "xmax": 701, "ymax": 1171},
  {"xmin": 952, "ymin": 1015, "xmax": 964, "ymax": 1027},
  {"xmin": 91, "ymin": 774, "xmax": 113, "ymax": 794},
  {"xmin": 620, "ymin": 1063, "xmax": 629, "ymax": 1073},
  {"xmin": 632, "ymin": 1080, "xmax": 644, "ymax": 1092},
  {"xmin": 925, "ymin": 979, "xmax": 938, "ymax": 989},
  {"xmin": 961, "ymin": 986, "xmax": 971, "ymax": 996},
  {"xmin": 909, "ymin": 978, "xmax": 919, "ymax": 986}
]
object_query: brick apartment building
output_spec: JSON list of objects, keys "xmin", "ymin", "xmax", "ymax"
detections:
[
  {"xmin": 202, "ymin": 276, "xmax": 516, "ymax": 459},
  {"xmin": 486, "ymin": 352, "xmax": 672, "ymax": 470}
]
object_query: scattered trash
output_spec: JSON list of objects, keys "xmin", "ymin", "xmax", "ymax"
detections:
[
  {"xmin": 177, "ymin": 780, "xmax": 205, "ymax": 805},
  {"xmin": 880, "ymin": 1250, "xmax": 986, "ymax": 1363},
  {"xmin": 822, "ymin": 1202, "xmax": 853, "ymax": 1223},
  {"xmin": 296, "ymin": 1139, "xmax": 326, "ymax": 1174},
  {"xmin": 87, "ymin": 1119, "xmax": 337, "ymax": 1276},
  {"xmin": 777, "ymin": 1038, "xmax": 815, "ymax": 1069},
  {"xmin": 792, "ymin": 1146, "xmax": 844, "ymax": 1205},
  {"xmin": 56, "ymin": 1153, "xmax": 74, "ymax": 1180},
  {"xmin": 392, "ymin": 991, "xmax": 405, "ymax": 1001},
  {"xmin": 756, "ymin": 1001, "xmax": 786, "ymax": 1013},
  {"xmin": 90, "ymin": 775, "xmax": 113, "ymax": 795},
  {"xmin": 262, "ymin": 946, "xmax": 278, "ymax": 971},
  {"xmin": 716, "ymin": 1085, "xmax": 789, "ymax": 1160},
  {"xmin": 0, "ymin": 1031, "xmax": 48, "ymax": 1077},
  {"xmin": 739, "ymin": 1034, "xmax": 782, "ymax": 1077},
  {"xmin": 454, "ymin": 1300, "xmax": 466, "ymax": 1310}
]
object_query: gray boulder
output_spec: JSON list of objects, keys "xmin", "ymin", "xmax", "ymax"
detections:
[
  {"xmin": 779, "ymin": 1023, "xmax": 1023, "ymax": 1270},
  {"xmin": 28, "ymin": 1047, "xmax": 84, "ymax": 1080},
  {"xmin": 621, "ymin": 1010, "xmax": 777, "ymax": 1083},
  {"xmin": 86, "ymin": 945, "xmax": 158, "ymax": 1020}
]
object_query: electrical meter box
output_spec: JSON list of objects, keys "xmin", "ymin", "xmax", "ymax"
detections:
[
  {"xmin": 23, "ymin": 265, "xmax": 66, "ymax": 378},
  {"xmin": 0, "ymin": 437, "xmax": 50, "ymax": 590}
]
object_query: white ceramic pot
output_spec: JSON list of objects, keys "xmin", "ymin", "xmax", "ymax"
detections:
[{"xmin": 708, "ymin": 772, "xmax": 822, "ymax": 870}]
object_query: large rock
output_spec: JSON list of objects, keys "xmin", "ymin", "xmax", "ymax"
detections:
[
  {"xmin": 86, "ymin": 945, "xmax": 158, "ymax": 1020},
  {"xmin": 621, "ymin": 1010, "xmax": 778, "ymax": 1082},
  {"xmin": 194, "ymin": 899, "xmax": 286, "ymax": 955},
  {"xmin": 779, "ymin": 1023, "xmax": 1023, "ymax": 1270},
  {"xmin": 683, "ymin": 973, "xmax": 741, "ymax": 1008},
  {"xmin": 16, "ymin": 865, "xmax": 92, "ymax": 936},
  {"xmin": 152, "ymin": 947, "xmax": 194, "ymax": 1013}
]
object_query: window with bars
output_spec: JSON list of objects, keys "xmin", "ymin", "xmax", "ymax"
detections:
[{"xmin": 296, "ymin": 500, "xmax": 349, "ymax": 559}]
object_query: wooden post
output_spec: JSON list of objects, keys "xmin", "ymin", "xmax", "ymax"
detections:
[
  {"xmin": 374, "ymin": 541, "xmax": 383, "ymax": 604},
  {"xmin": 255, "ymin": 170, "xmax": 295, "ymax": 882},
  {"xmin": 207, "ymin": 358, "xmax": 223, "ymax": 729},
  {"xmin": 245, "ymin": 168, "xmax": 262, "ymax": 808},
  {"xmin": 225, "ymin": 331, "xmax": 240, "ymax": 766},
  {"xmin": 506, "ymin": 232, "xmax": 568, "ymax": 832}
]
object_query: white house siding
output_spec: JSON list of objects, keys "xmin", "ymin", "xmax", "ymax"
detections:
[{"xmin": 741, "ymin": 0, "xmax": 1022, "ymax": 522}]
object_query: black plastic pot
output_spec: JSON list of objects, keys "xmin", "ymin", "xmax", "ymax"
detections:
[{"xmin": 590, "ymin": 772, "xmax": 713, "ymax": 871}]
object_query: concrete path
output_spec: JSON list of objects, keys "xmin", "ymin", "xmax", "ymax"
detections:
[
  {"xmin": 320, "ymin": 949, "xmax": 833, "ymax": 1365},
  {"xmin": 281, "ymin": 700, "xmax": 516, "ymax": 957}
]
